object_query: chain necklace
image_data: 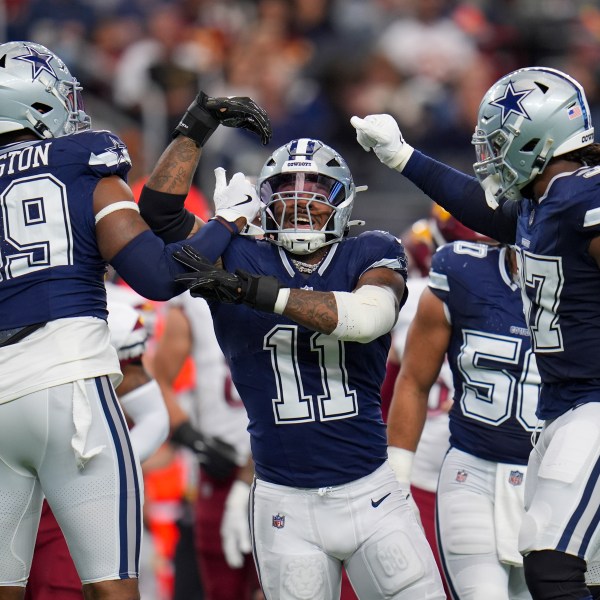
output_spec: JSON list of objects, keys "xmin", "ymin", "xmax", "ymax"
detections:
[{"xmin": 291, "ymin": 258, "xmax": 321, "ymax": 274}]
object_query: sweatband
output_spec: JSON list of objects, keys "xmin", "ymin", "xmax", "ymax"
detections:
[
  {"xmin": 138, "ymin": 185, "xmax": 196, "ymax": 243},
  {"xmin": 119, "ymin": 380, "xmax": 169, "ymax": 462},
  {"xmin": 387, "ymin": 446, "xmax": 415, "ymax": 484},
  {"xmin": 273, "ymin": 288, "xmax": 290, "ymax": 315},
  {"xmin": 391, "ymin": 143, "xmax": 415, "ymax": 172},
  {"xmin": 331, "ymin": 285, "xmax": 397, "ymax": 343},
  {"xmin": 95, "ymin": 201, "xmax": 139, "ymax": 224}
]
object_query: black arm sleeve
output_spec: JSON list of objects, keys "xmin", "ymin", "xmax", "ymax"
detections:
[
  {"xmin": 402, "ymin": 150, "xmax": 518, "ymax": 244},
  {"xmin": 138, "ymin": 186, "xmax": 197, "ymax": 243}
]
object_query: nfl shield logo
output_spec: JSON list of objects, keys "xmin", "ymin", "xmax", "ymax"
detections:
[
  {"xmin": 508, "ymin": 470, "xmax": 524, "ymax": 486},
  {"xmin": 456, "ymin": 469, "xmax": 468, "ymax": 483},
  {"xmin": 272, "ymin": 513, "xmax": 285, "ymax": 529}
]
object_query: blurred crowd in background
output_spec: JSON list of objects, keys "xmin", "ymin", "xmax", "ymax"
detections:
[
  {"xmin": 3, "ymin": 0, "xmax": 600, "ymax": 233},
  {"xmin": 4, "ymin": 2, "xmax": 600, "ymax": 598}
]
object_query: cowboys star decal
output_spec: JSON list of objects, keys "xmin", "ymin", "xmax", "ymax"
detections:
[
  {"xmin": 105, "ymin": 136, "xmax": 130, "ymax": 166},
  {"xmin": 14, "ymin": 45, "xmax": 59, "ymax": 80},
  {"xmin": 490, "ymin": 81, "xmax": 533, "ymax": 125}
]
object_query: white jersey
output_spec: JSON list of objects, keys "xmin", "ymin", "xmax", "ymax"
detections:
[
  {"xmin": 393, "ymin": 276, "xmax": 452, "ymax": 492},
  {"xmin": 171, "ymin": 292, "xmax": 250, "ymax": 464}
]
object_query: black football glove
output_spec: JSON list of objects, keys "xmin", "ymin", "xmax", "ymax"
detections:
[
  {"xmin": 173, "ymin": 91, "xmax": 272, "ymax": 147},
  {"xmin": 170, "ymin": 421, "xmax": 238, "ymax": 480},
  {"xmin": 174, "ymin": 245, "xmax": 282, "ymax": 312}
]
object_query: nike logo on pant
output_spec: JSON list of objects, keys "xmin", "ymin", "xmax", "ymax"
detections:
[{"xmin": 371, "ymin": 492, "xmax": 391, "ymax": 508}]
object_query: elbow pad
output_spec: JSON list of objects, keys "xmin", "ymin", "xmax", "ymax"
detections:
[
  {"xmin": 331, "ymin": 285, "xmax": 397, "ymax": 343},
  {"xmin": 119, "ymin": 380, "xmax": 169, "ymax": 463}
]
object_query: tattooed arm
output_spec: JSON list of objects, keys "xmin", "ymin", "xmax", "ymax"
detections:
[{"xmin": 282, "ymin": 267, "xmax": 405, "ymax": 339}]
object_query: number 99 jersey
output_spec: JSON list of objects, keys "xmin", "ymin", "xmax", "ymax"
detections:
[
  {"xmin": 429, "ymin": 241, "xmax": 540, "ymax": 465},
  {"xmin": 0, "ymin": 131, "xmax": 131, "ymax": 329}
]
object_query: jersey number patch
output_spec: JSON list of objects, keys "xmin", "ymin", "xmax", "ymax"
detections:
[
  {"xmin": 265, "ymin": 325, "xmax": 358, "ymax": 424},
  {"xmin": 458, "ymin": 330, "xmax": 540, "ymax": 430},
  {"xmin": 0, "ymin": 174, "xmax": 73, "ymax": 281}
]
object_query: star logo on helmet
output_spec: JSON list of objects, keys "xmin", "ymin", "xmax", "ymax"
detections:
[
  {"xmin": 14, "ymin": 45, "xmax": 58, "ymax": 81},
  {"xmin": 490, "ymin": 81, "xmax": 533, "ymax": 125}
]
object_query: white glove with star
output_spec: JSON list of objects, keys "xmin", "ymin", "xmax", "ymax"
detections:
[
  {"xmin": 350, "ymin": 114, "xmax": 414, "ymax": 172},
  {"xmin": 220, "ymin": 479, "xmax": 252, "ymax": 568},
  {"xmin": 213, "ymin": 167, "xmax": 262, "ymax": 233}
]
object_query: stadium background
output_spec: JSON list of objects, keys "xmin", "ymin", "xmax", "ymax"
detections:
[{"xmin": 4, "ymin": 0, "xmax": 599, "ymax": 236}]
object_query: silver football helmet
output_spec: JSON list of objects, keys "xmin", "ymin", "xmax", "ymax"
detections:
[
  {"xmin": 0, "ymin": 41, "xmax": 91, "ymax": 139},
  {"xmin": 472, "ymin": 67, "xmax": 594, "ymax": 206},
  {"xmin": 257, "ymin": 138, "xmax": 358, "ymax": 255}
]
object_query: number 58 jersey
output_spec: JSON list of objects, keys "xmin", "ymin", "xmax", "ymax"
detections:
[
  {"xmin": 429, "ymin": 242, "xmax": 540, "ymax": 465},
  {"xmin": 0, "ymin": 131, "xmax": 131, "ymax": 329}
]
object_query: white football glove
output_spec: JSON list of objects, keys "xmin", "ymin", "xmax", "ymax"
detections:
[
  {"xmin": 220, "ymin": 479, "xmax": 252, "ymax": 568},
  {"xmin": 387, "ymin": 446, "xmax": 422, "ymax": 526},
  {"xmin": 350, "ymin": 114, "xmax": 414, "ymax": 172},
  {"xmin": 213, "ymin": 167, "xmax": 262, "ymax": 230}
]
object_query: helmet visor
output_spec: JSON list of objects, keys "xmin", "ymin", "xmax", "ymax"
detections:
[{"xmin": 260, "ymin": 173, "xmax": 346, "ymax": 206}]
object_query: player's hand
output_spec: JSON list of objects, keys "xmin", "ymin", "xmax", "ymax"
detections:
[
  {"xmin": 170, "ymin": 421, "xmax": 238, "ymax": 480},
  {"xmin": 350, "ymin": 114, "xmax": 414, "ymax": 172},
  {"xmin": 174, "ymin": 245, "xmax": 282, "ymax": 311},
  {"xmin": 387, "ymin": 446, "xmax": 422, "ymax": 526},
  {"xmin": 221, "ymin": 480, "xmax": 252, "ymax": 568},
  {"xmin": 173, "ymin": 91, "xmax": 272, "ymax": 147},
  {"xmin": 174, "ymin": 246, "xmax": 243, "ymax": 303},
  {"xmin": 213, "ymin": 167, "xmax": 261, "ymax": 227}
]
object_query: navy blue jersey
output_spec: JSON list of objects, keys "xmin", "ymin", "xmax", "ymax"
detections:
[
  {"xmin": 430, "ymin": 242, "xmax": 540, "ymax": 464},
  {"xmin": 0, "ymin": 131, "xmax": 131, "ymax": 328},
  {"xmin": 516, "ymin": 168, "xmax": 600, "ymax": 418},
  {"xmin": 209, "ymin": 231, "xmax": 407, "ymax": 487}
]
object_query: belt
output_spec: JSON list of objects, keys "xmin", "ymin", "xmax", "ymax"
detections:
[{"xmin": 0, "ymin": 322, "xmax": 47, "ymax": 347}]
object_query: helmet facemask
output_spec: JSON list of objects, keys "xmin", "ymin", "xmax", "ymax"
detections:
[
  {"xmin": 258, "ymin": 139, "xmax": 359, "ymax": 256},
  {"xmin": 472, "ymin": 67, "xmax": 594, "ymax": 207}
]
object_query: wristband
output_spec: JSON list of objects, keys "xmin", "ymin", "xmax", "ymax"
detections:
[
  {"xmin": 387, "ymin": 446, "xmax": 415, "ymax": 484},
  {"xmin": 273, "ymin": 288, "xmax": 290, "ymax": 315}
]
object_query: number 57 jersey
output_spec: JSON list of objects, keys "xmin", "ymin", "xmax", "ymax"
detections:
[{"xmin": 429, "ymin": 242, "xmax": 540, "ymax": 465}]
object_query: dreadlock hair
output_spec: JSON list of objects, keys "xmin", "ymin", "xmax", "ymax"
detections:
[{"xmin": 560, "ymin": 143, "xmax": 600, "ymax": 166}]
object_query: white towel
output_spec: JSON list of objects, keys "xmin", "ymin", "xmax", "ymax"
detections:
[
  {"xmin": 494, "ymin": 463, "xmax": 527, "ymax": 566},
  {"xmin": 71, "ymin": 379, "xmax": 105, "ymax": 469}
]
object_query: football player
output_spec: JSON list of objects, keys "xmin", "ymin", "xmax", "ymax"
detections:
[
  {"xmin": 0, "ymin": 40, "xmax": 270, "ymax": 600},
  {"xmin": 26, "ymin": 293, "xmax": 169, "ymax": 600},
  {"xmin": 352, "ymin": 66, "xmax": 600, "ymax": 599},
  {"xmin": 152, "ymin": 138, "xmax": 446, "ymax": 599},
  {"xmin": 383, "ymin": 206, "xmax": 491, "ymax": 595},
  {"xmin": 388, "ymin": 240, "xmax": 539, "ymax": 599}
]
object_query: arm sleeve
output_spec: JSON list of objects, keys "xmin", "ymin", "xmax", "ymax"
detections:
[
  {"xmin": 403, "ymin": 151, "xmax": 518, "ymax": 243},
  {"xmin": 119, "ymin": 380, "xmax": 169, "ymax": 463},
  {"xmin": 110, "ymin": 219, "xmax": 236, "ymax": 301}
]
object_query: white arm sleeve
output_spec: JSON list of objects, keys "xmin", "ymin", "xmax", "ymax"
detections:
[
  {"xmin": 119, "ymin": 379, "xmax": 169, "ymax": 463},
  {"xmin": 331, "ymin": 285, "xmax": 398, "ymax": 343}
]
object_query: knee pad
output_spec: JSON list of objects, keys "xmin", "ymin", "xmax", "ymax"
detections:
[{"xmin": 523, "ymin": 550, "xmax": 588, "ymax": 600}]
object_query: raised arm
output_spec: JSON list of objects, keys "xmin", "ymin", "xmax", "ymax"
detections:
[
  {"xmin": 139, "ymin": 91, "xmax": 271, "ymax": 243},
  {"xmin": 350, "ymin": 114, "xmax": 517, "ymax": 243}
]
